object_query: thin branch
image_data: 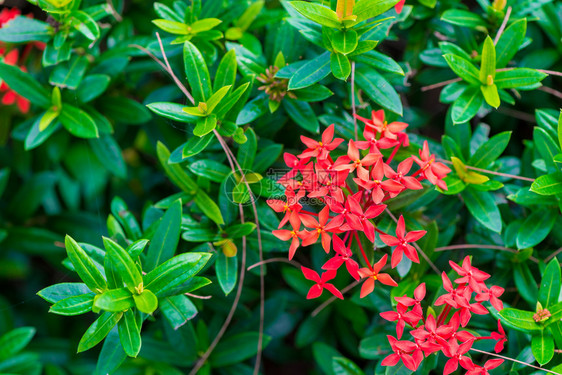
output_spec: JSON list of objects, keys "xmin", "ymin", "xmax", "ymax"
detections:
[
  {"xmin": 106, "ymin": 0, "xmax": 123, "ymax": 22},
  {"xmin": 435, "ymin": 244, "xmax": 539, "ymax": 263},
  {"xmin": 498, "ymin": 107, "xmax": 536, "ymax": 123},
  {"xmin": 470, "ymin": 348, "xmax": 562, "ymax": 375},
  {"xmin": 155, "ymin": 32, "xmax": 195, "ymax": 104},
  {"xmin": 545, "ymin": 247, "xmax": 562, "ymax": 263},
  {"xmin": 537, "ymin": 69, "xmax": 562, "ymax": 77},
  {"xmin": 493, "ymin": 6, "xmax": 512, "ymax": 45},
  {"xmin": 385, "ymin": 209, "xmax": 440, "ymax": 275},
  {"xmin": 539, "ymin": 85, "xmax": 562, "ymax": 100},
  {"xmin": 420, "ymin": 77, "xmax": 462, "ymax": 92},
  {"xmin": 351, "ymin": 61, "xmax": 358, "ymax": 141},
  {"xmin": 184, "ymin": 292, "xmax": 212, "ymax": 300},
  {"xmin": 311, "ymin": 280, "xmax": 360, "ymax": 317},
  {"xmin": 247, "ymin": 258, "xmax": 301, "ymax": 271},
  {"xmin": 438, "ymin": 159, "xmax": 535, "ymax": 182}
]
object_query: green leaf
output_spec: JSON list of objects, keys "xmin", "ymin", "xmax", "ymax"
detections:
[
  {"xmin": 75, "ymin": 74, "xmax": 110, "ymax": 103},
  {"xmin": 145, "ymin": 199, "xmax": 182, "ymax": 271},
  {"xmin": 451, "ymin": 86, "xmax": 483, "ymax": 124},
  {"xmin": 216, "ymin": 252, "xmax": 237, "ymax": 296},
  {"xmin": 480, "ymin": 36, "xmax": 496, "ymax": 83},
  {"xmin": 496, "ymin": 19, "xmax": 527, "ymax": 68},
  {"xmin": 182, "ymin": 132, "xmax": 215, "ymax": 158},
  {"xmin": 534, "ymin": 127, "xmax": 560, "ymax": 172},
  {"xmin": 98, "ymin": 97, "xmax": 151, "ymax": 124},
  {"xmin": 152, "ymin": 19, "xmax": 189, "ymax": 34},
  {"xmin": 516, "ymin": 209, "xmax": 557, "ymax": 249},
  {"xmin": 461, "ymin": 187, "xmax": 502, "ymax": 233},
  {"xmin": 50, "ymin": 293, "xmax": 95, "ymax": 316},
  {"xmin": 156, "ymin": 142, "xmax": 199, "ymax": 194},
  {"xmin": 494, "ymin": 68, "xmax": 547, "ymax": 89},
  {"xmin": 214, "ymin": 50, "xmax": 237, "ymax": 92},
  {"xmin": 352, "ymin": 0, "xmax": 399, "ymax": 24},
  {"xmin": 194, "ymin": 191, "xmax": 225, "ymax": 226},
  {"xmin": 188, "ymin": 159, "xmax": 231, "ymax": 183},
  {"xmin": 332, "ymin": 357, "xmax": 365, "ymax": 375},
  {"xmin": 193, "ymin": 114, "xmax": 217, "ymax": 136},
  {"xmin": 530, "ymin": 172, "xmax": 562, "ymax": 196},
  {"xmin": 89, "ymin": 135, "xmax": 127, "ymax": 179},
  {"xmin": 225, "ymin": 223, "xmax": 256, "ymax": 238},
  {"xmin": 0, "ymin": 327, "xmax": 36, "ymax": 361},
  {"xmin": 0, "ymin": 62, "xmax": 50, "ymax": 108},
  {"xmin": 65, "ymin": 235, "xmax": 107, "ymax": 293},
  {"xmin": 355, "ymin": 67, "xmax": 403, "ymax": 116},
  {"xmin": 443, "ymin": 54, "xmax": 480, "ymax": 85},
  {"xmin": 539, "ymin": 259, "xmax": 561, "ymax": 308},
  {"xmin": 289, "ymin": 1, "xmax": 341, "ymax": 28},
  {"xmin": 480, "ymin": 84, "xmax": 500, "ymax": 108},
  {"xmin": 104, "ymin": 238, "xmax": 142, "ymax": 293},
  {"xmin": 468, "ymin": 131, "xmax": 511, "ymax": 168},
  {"xmin": 133, "ymin": 289, "xmax": 158, "ymax": 315},
  {"xmin": 147, "ymin": 102, "xmax": 199, "ymax": 123},
  {"xmin": 236, "ymin": 1, "xmax": 264, "ymax": 30},
  {"xmin": 292, "ymin": 84, "xmax": 333, "ymax": 102},
  {"xmin": 532, "ymin": 330, "xmax": 555, "ymax": 366},
  {"xmin": 236, "ymin": 94, "xmax": 268, "ymax": 125},
  {"xmin": 37, "ymin": 282, "xmax": 91, "ymax": 303},
  {"xmin": 330, "ymin": 52, "xmax": 351, "ymax": 81},
  {"xmin": 144, "ymin": 252, "xmax": 211, "ymax": 297},
  {"xmin": 59, "ymin": 104, "xmax": 99, "ymax": 138},
  {"xmin": 93, "ymin": 288, "xmax": 134, "ymax": 312},
  {"xmin": 49, "ymin": 55, "xmax": 89, "ymax": 90},
  {"xmin": 514, "ymin": 263, "xmax": 539, "ymax": 305},
  {"xmin": 191, "ymin": 18, "xmax": 222, "ymax": 32},
  {"xmin": 118, "ymin": 309, "xmax": 141, "ymax": 357},
  {"xmin": 354, "ymin": 50, "xmax": 404, "ymax": 75},
  {"xmin": 210, "ymin": 332, "xmax": 272, "ymax": 367},
  {"xmin": 70, "ymin": 10, "xmax": 100, "ymax": 40},
  {"xmin": 332, "ymin": 29, "xmax": 358, "ymax": 55},
  {"xmin": 237, "ymin": 127, "xmax": 257, "ymax": 169},
  {"xmin": 214, "ymin": 82, "xmax": 250, "ymax": 118},
  {"xmin": 0, "ymin": 16, "xmax": 52, "ymax": 43},
  {"xmin": 182, "ymin": 227, "xmax": 220, "ymax": 242},
  {"xmin": 183, "ymin": 41, "xmax": 212, "ymax": 103},
  {"xmin": 441, "ymin": 9, "xmax": 487, "ymax": 30},
  {"xmin": 288, "ymin": 51, "xmax": 331, "ymax": 90},
  {"xmin": 283, "ymin": 98, "xmax": 320, "ymax": 133},
  {"xmin": 499, "ymin": 308, "xmax": 540, "ymax": 332},
  {"xmin": 78, "ymin": 312, "xmax": 122, "ymax": 353},
  {"xmin": 160, "ymin": 295, "xmax": 197, "ymax": 329}
]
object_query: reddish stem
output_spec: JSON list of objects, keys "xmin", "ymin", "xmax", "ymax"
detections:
[{"xmin": 355, "ymin": 231, "xmax": 373, "ymax": 271}]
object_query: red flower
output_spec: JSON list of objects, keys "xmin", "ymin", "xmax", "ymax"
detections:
[
  {"xmin": 358, "ymin": 254, "xmax": 397, "ymax": 298},
  {"xmin": 0, "ymin": 8, "xmax": 20, "ymax": 26},
  {"xmin": 442, "ymin": 339, "xmax": 475, "ymax": 375},
  {"xmin": 354, "ymin": 159, "xmax": 403, "ymax": 204},
  {"xmin": 475, "ymin": 285, "xmax": 505, "ymax": 311},
  {"xmin": 267, "ymin": 187, "xmax": 305, "ymax": 228},
  {"xmin": 379, "ymin": 215, "xmax": 426, "ymax": 268},
  {"xmin": 380, "ymin": 303, "xmax": 421, "ymax": 339},
  {"xmin": 466, "ymin": 359, "xmax": 504, "ymax": 375},
  {"xmin": 490, "ymin": 319, "xmax": 507, "ymax": 353},
  {"xmin": 383, "ymin": 157, "xmax": 423, "ymax": 194},
  {"xmin": 322, "ymin": 234, "xmax": 360, "ymax": 280},
  {"xmin": 449, "ymin": 256, "xmax": 490, "ymax": 293},
  {"xmin": 395, "ymin": 282, "xmax": 426, "ymax": 315},
  {"xmin": 354, "ymin": 110, "xmax": 408, "ymax": 141},
  {"xmin": 299, "ymin": 124, "xmax": 344, "ymax": 160},
  {"xmin": 344, "ymin": 193, "xmax": 385, "ymax": 242},
  {"xmin": 333, "ymin": 139, "xmax": 380, "ymax": 173},
  {"xmin": 272, "ymin": 212, "xmax": 307, "ymax": 260},
  {"xmin": 381, "ymin": 336, "xmax": 422, "ymax": 371},
  {"xmin": 301, "ymin": 266, "xmax": 343, "ymax": 299},
  {"xmin": 301, "ymin": 205, "xmax": 332, "ymax": 252},
  {"xmin": 395, "ymin": 0, "xmax": 406, "ymax": 14},
  {"xmin": 412, "ymin": 141, "xmax": 451, "ymax": 190}
]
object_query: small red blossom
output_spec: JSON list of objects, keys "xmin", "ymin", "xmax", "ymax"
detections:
[
  {"xmin": 466, "ymin": 359, "xmax": 504, "ymax": 375},
  {"xmin": 412, "ymin": 141, "xmax": 451, "ymax": 190},
  {"xmin": 490, "ymin": 320, "xmax": 507, "ymax": 353},
  {"xmin": 272, "ymin": 212, "xmax": 307, "ymax": 260},
  {"xmin": 299, "ymin": 124, "xmax": 343, "ymax": 160},
  {"xmin": 358, "ymin": 254, "xmax": 397, "ymax": 298},
  {"xmin": 322, "ymin": 234, "xmax": 360, "ymax": 280},
  {"xmin": 379, "ymin": 215, "xmax": 426, "ymax": 268},
  {"xmin": 301, "ymin": 266, "xmax": 343, "ymax": 299},
  {"xmin": 355, "ymin": 110, "xmax": 408, "ymax": 141},
  {"xmin": 380, "ymin": 303, "xmax": 421, "ymax": 339},
  {"xmin": 395, "ymin": 0, "xmax": 406, "ymax": 14}
]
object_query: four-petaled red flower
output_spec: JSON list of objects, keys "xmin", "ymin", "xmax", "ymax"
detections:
[
  {"xmin": 412, "ymin": 141, "xmax": 451, "ymax": 190},
  {"xmin": 358, "ymin": 254, "xmax": 397, "ymax": 298},
  {"xmin": 301, "ymin": 266, "xmax": 343, "ymax": 299},
  {"xmin": 379, "ymin": 215, "xmax": 426, "ymax": 268}
]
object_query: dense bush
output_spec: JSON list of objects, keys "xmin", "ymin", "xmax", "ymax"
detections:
[{"xmin": 1, "ymin": 0, "xmax": 562, "ymax": 374}]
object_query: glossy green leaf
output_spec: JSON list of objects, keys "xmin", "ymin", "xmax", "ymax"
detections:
[
  {"xmin": 59, "ymin": 104, "xmax": 99, "ymax": 138},
  {"xmin": 0, "ymin": 327, "xmax": 36, "ymax": 361},
  {"xmin": 145, "ymin": 199, "xmax": 182, "ymax": 271},
  {"xmin": 480, "ymin": 84, "xmax": 500, "ymax": 108},
  {"xmin": 332, "ymin": 357, "xmax": 365, "ymax": 375},
  {"xmin": 144, "ymin": 252, "xmax": 211, "ymax": 296},
  {"xmin": 160, "ymin": 295, "xmax": 198, "ymax": 329},
  {"xmin": 78, "ymin": 312, "xmax": 122, "ymax": 353},
  {"xmin": 0, "ymin": 62, "xmax": 50, "ymax": 108},
  {"xmin": 49, "ymin": 55, "xmax": 89, "ymax": 90},
  {"xmin": 468, "ymin": 131, "xmax": 511, "ymax": 168},
  {"xmin": 194, "ymin": 190, "xmax": 225, "ymax": 226},
  {"xmin": 352, "ymin": 0, "xmax": 399, "ymax": 24},
  {"xmin": 534, "ymin": 126, "xmax": 560, "ymax": 171},
  {"xmin": 237, "ymin": 127, "xmax": 257, "ymax": 169},
  {"xmin": 516, "ymin": 209, "xmax": 557, "ymax": 249},
  {"xmin": 188, "ymin": 159, "xmax": 231, "ymax": 183},
  {"xmin": 118, "ymin": 309, "xmax": 141, "ymax": 357},
  {"xmin": 451, "ymin": 86, "xmax": 483, "ymax": 124},
  {"xmin": 156, "ymin": 142, "xmax": 199, "ymax": 193},
  {"xmin": 355, "ymin": 68, "xmax": 402, "ymax": 116},
  {"xmin": 147, "ymin": 102, "xmax": 199, "ymax": 123},
  {"xmin": 65, "ymin": 235, "xmax": 107, "ymax": 293},
  {"xmin": 332, "ymin": 29, "xmax": 358, "ymax": 55},
  {"xmin": 532, "ymin": 330, "xmax": 554, "ymax": 366},
  {"xmin": 37, "ymin": 283, "xmax": 91, "ymax": 303},
  {"xmin": 182, "ymin": 132, "xmax": 215, "ymax": 158},
  {"xmin": 289, "ymin": 2, "xmax": 341, "ymax": 28},
  {"xmin": 514, "ymin": 263, "xmax": 539, "ymax": 305},
  {"xmin": 104, "ymin": 238, "xmax": 142, "ymax": 293},
  {"xmin": 530, "ymin": 172, "xmax": 562, "ymax": 196},
  {"xmin": 441, "ymin": 9, "xmax": 487, "ymax": 29},
  {"xmin": 288, "ymin": 51, "xmax": 331, "ymax": 90},
  {"xmin": 499, "ymin": 308, "xmax": 540, "ymax": 332},
  {"xmin": 152, "ymin": 19, "xmax": 189, "ymax": 34},
  {"xmin": 496, "ymin": 19, "xmax": 527, "ymax": 68},
  {"xmin": 214, "ymin": 50, "xmax": 237, "ymax": 92},
  {"xmin": 193, "ymin": 114, "xmax": 217, "ymax": 136},
  {"xmin": 0, "ymin": 16, "xmax": 52, "ymax": 43},
  {"xmin": 216, "ymin": 252, "xmax": 237, "ymax": 296},
  {"xmin": 494, "ymin": 68, "xmax": 547, "ymax": 89},
  {"xmin": 330, "ymin": 52, "xmax": 351, "ymax": 81},
  {"xmin": 89, "ymin": 134, "xmax": 127, "ymax": 179},
  {"xmin": 539, "ymin": 259, "xmax": 561, "ymax": 308},
  {"xmin": 50, "ymin": 293, "xmax": 95, "ymax": 316},
  {"xmin": 93, "ymin": 288, "xmax": 134, "ymax": 312},
  {"xmin": 133, "ymin": 289, "xmax": 158, "ymax": 314},
  {"xmin": 183, "ymin": 41, "xmax": 212, "ymax": 103},
  {"xmin": 70, "ymin": 10, "xmax": 100, "ymax": 40},
  {"xmin": 210, "ymin": 332, "xmax": 272, "ymax": 367},
  {"xmin": 443, "ymin": 54, "xmax": 480, "ymax": 85},
  {"xmin": 480, "ymin": 36, "xmax": 496, "ymax": 83},
  {"xmin": 461, "ymin": 187, "xmax": 502, "ymax": 233}
]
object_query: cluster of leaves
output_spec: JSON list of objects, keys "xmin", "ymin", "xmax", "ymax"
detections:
[{"xmin": 0, "ymin": 0, "xmax": 562, "ymax": 374}]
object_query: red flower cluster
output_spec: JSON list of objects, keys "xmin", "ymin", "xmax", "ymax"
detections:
[
  {"xmin": 268, "ymin": 110, "xmax": 451, "ymax": 299},
  {"xmin": 0, "ymin": 8, "xmax": 45, "ymax": 114},
  {"xmin": 380, "ymin": 256, "xmax": 506, "ymax": 374}
]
